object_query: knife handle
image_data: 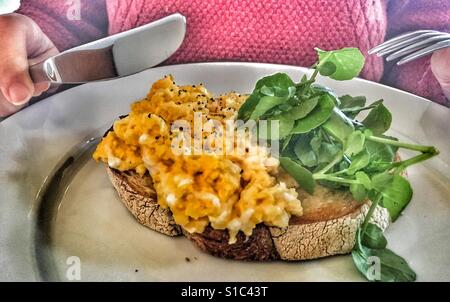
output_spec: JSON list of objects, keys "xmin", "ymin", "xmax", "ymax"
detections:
[
  {"xmin": 28, "ymin": 47, "xmax": 117, "ymax": 84},
  {"xmin": 29, "ymin": 61, "xmax": 50, "ymax": 83}
]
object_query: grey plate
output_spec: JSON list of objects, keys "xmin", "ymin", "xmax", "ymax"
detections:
[{"xmin": 1, "ymin": 63, "xmax": 449, "ymax": 281}]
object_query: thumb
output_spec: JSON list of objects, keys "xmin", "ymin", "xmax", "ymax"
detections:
[
  {"xmin": 0, "ymin": 56, "xmax": 34, "ymax": 106},
  {"xmin": 0, "ymin": 16, "xmax": 34, "ymax": 106},
  {"xmin": 431, "ymin": 48, "xmax": 450, "ymax": 99},
  {"xmin": 3, "ymin": 73, "xmax": 34, "ymax": 106}
]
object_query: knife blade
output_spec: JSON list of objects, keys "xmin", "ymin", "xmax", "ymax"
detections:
[{"xmin": 29, "ymin": 13, "xmax": 186, "ymax": 84}]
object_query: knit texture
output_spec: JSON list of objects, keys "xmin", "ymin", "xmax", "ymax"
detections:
[
  {"xmin": 385, "ymin": 0, "xmax": 450, "ymax": 106},
  {"xmin": 18, "ymin": 0, "xmax": 107, "ymax": 51},
  {"xmin": 106, "ymin": 0, "xmax": 387, "ymax": 82},
  {"xmin": 17, "ymin": 0, "xmax": 450, "ymax": 105}
]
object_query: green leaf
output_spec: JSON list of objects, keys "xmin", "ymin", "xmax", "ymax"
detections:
[
  {"xmin": 250, "ymin": 95, "xmax": 287, "ymax": 120},
  {"xmin": 339, "ymin": 95, "xmax": 366, "ymax": 109},
  {"xmin": 362, "ymin": 223, "xmax": 387, "ymax": 249},
  {"xmin": 274, "ymin": 116, "xmax": 295, "ymax": 139},
  {"xmin": 363, "ymin": 129, "xmax": 373, "ymax": 137},
  {"xmin": 287, "ymin": 96, "xmax": 319, "ymax": 120},
  {"xmin": 365, "ymin": 139, "xmax": 397, "ymax": 164},
  {"xmin": 350, "ymin": 172, "xmax": 370, "ymax": 201},
  {"xmin": 254, "ymin": 73, "xmax": 295, "ymax": 91},
  {"xmin": 317, "ymin": 142, "xmax": 341, "ymax": 164},
  {"xmin": 362, "ymin": 103, "xmax": 392, "ymax": 135},
  {"xmin": 355, "ymin": 171, "xmax": 372, "ymax": 189},
  {"xmin": 281, "ymin": 143, "xmax": 297, "ymax": 159},
  {"xmin": 280, "ymin": 157, "xmax": 316, "ymax": 194},
  {"xmin": 277, "ymin": 103, "xmax": 292, "ymax": 112},
  {"xmin": 291, "ymin": 94, "xmax": 335, "ymax": 134},
  {"xmin": 372, "ymin": 173, "xmax": 413, "ymax": 221},
  {"xmin": 350, "ymin": 183, "xmax": 367, "ymax": 201},
  {"xmin": 347, "ymin": 149, "xmax": 370, "ymax": 174},
  {"xmin": 352, "ymin": 229, "xmax": 416, "ymax": 282},
  {"xmin": 322, "ymin": 108, "xmax": 355, "ymax": 143},
  {"xmin": 281, "ymin": 135, "xmax": 293, "ymax": 151},
  {"xmin": 311, "ymin": 84, "xmax": 340, "ymax": 106},
  {"xmin": 310, "ymin": 135, "xmax": 322, "ymax": 152},
  {"xmin": 316, "ymin": 47, "xmax": 365, "ymax": 81},
  {"xmin": 339, "ymin": 95, "xmax": 367, "ymax": 118},
  {"xmin": 276, "ymin": 85, "xmax": 296, "ymax": 98},
  {"xmin": 299, "ymin": 74, "xmax": 308, "ymax": 83},
  {"xmin": 344, "ymin": 130, "xmax": 365, "ymax": 156},
  {"xmin": 371, "ymin": 172, "xmax": 393, "ymax": 190},
  {"xmin": 260, "ymin": 85, "xmax": 275, "ymax": 96},
  {"xmin": 259, "ymin": 115, "xmax": 294, "ymax": 140},
  {"xmin": 339, "ymin": 160, "xmax": 350, "ymax": 171},
  {"xmin": 318, "ymin": 61, "xmax": 336, "ymax": 76},
  {"xmin": 294, "ymin": 137, "xmax": 318, "ymax": 167},
  {"xmin": 238, "ymin": 73, "xmax": 295, "ymax": 120}
]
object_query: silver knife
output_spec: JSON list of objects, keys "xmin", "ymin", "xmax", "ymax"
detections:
[{"xmin": 29, "ymin": 13, "xmax": 186, "ymax": 84}]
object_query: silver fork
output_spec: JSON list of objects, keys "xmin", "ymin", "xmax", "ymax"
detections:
[{"xmin": 369, "ymin": 30, "xmax": 450, "ymax": 65}]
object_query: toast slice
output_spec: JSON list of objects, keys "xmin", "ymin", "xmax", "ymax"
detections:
[
  {"xmin": 105, "ymin": 165, "xmax": 390, "ymax": 261},
  {"xmin": 106, "ymin": 167, "xmax": 182, "ymax": 236}
]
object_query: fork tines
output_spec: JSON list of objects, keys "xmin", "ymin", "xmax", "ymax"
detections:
[{"xmin": 369, "ymin": 30, "xmax": 450, "ymax": 65}]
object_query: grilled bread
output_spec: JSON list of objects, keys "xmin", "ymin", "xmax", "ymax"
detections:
[
  {"xmin": 106, "ymin": 165, "xmax": 390, "ymax": 261},
  {"xmin": 94, "ymin": 76, "xmax": 391, "ymax": 261}
]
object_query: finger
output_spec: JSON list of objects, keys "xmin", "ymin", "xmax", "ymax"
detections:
[
  {"xmin": 33, "ymin": 82, "xmax": 51, "ymax": 97},
  {"xmin": 431, "ymin": 48, "xmax": 450, "ymax": 99},
  {"xmin": 431, "ymin": 48, "xmax": 450, "ymax": 84},
  {"xmin": 0, "ymin": 15, "xmax": 34, "ymax": 105},
  {"xmin": 0, "ymin": 14, "xmax": 58, "ymax": 106},
  {"xmin": 0, "ymin": 93, "xmax": 25, "ymax": 117}
]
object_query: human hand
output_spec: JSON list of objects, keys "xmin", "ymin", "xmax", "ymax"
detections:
[
  {"xmin": 0, "ymin": 13, "xmax": 58, "ymax": 117},
  {"xmin": 431, "ymin": 48, "xmax": 450, "ymax": 101}
]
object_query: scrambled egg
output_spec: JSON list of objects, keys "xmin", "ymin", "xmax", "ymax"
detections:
[{"xmin": 93, "ymin": 76, "xmax": 303, "ymax": 243}]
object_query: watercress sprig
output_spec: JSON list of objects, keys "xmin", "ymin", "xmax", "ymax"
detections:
[{"xmin": 237, "ymin": 47, "xmax": 439, "ymax": 282}]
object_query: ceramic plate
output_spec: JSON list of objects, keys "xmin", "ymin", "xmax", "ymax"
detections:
[{"xmin": 1, "ymin": 63, "xmax": 449, "ymax": 281}]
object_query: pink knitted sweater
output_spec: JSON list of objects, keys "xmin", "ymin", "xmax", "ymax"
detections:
[{"xmin": 18, "ymin": 0, "xmax": 450, "ymax": 105}]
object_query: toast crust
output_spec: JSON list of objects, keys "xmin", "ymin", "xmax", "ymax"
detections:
[
  {"xmin": 105, "ymin": 165, "xmax": 390, "ymax": 260},
  {"xmin": 106, "ymin": 167, "xmax": 182, "ymax": 236},
  {"xmin": 185, "ymin": 225, "xmax": 279, "ymax": 261},
  {"xmin": 270, "ymin": 203, "xmax": 389, "ymax": 260}
]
